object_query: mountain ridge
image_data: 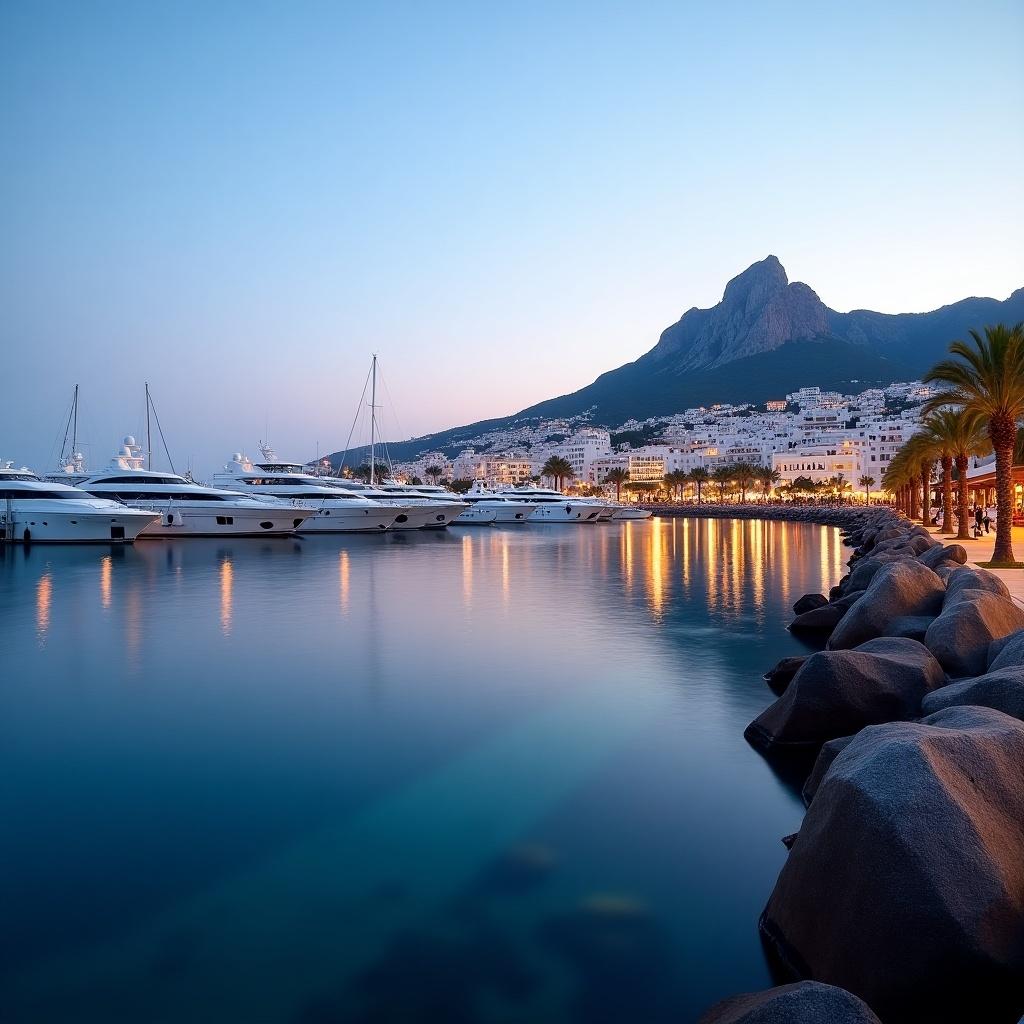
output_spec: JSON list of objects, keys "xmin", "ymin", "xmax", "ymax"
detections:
[{"xmin": 329, "ymin": 257, "xmax": 1024, "ymax": 465}]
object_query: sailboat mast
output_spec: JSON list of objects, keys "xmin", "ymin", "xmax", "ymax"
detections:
[
  {"xmin": 145, "ymin": 382, "xmax": 152, "ymax": 471},
  {"xmin": 369, "ymin": 354, "xmax": 377, "ymax": 486},
  {"xmin": 71, "ymin": 384, "xmax": 78, "ymax": 454}
]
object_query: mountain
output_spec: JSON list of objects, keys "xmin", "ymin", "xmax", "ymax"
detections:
[{"xmin": 329, "ymin": 256, "xmax": 1024, "ymax": 464}]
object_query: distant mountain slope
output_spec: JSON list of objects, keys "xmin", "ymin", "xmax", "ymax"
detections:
[{"xmin": 329, "ymin": 257, "xmax": 1024, "ymax": 465}]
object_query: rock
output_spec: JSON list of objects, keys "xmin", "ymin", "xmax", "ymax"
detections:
[
  {"xmin": 698, "ymin": 981, "xmax": 882, "ymax": 1024},
  {"xmin": 827, "ymin": 561, "xmax": 944, "ymax": 651},
  {"xmin": 921, "ymin": 667, "xmax": 1024, "ymax": 722},
  {"xmin": 760, "ymin": 706, "xmax": 1024, "ymax": 1024},
  {"xmin": 801, "ymin": 735, "xmax": 854, "ymax": 806},
  {"xmin": 846, "ymin": 554, "xmax": 903, "ymax": 593},
  {"xmin": 793, "ymin": 593, "xmax": 828, "ymax": 616},
  {"xmin": 989, "ymin": 629, "xmax": 1024, "ymax": 671},
  {"xmin": 944, "ymin": 565, "xmax": 1011, "ymax": 601},
  {"xmin": 745, "ymin": 638, "xmax": 945, "ymax": 750},
  {"xmin": 789, "ymin": 603, "xmax": 846, "ymax": 636},
  {"xmin": 917, "ymin": 542, "xmax": 968, "ymax": 570},
  {"xmin": 764, "ymin": 656, "xmax": 807, "ymax": 696},
  {"xmin": 925, "ymin": 590, "xmax": 1024, "ymax": 677}
]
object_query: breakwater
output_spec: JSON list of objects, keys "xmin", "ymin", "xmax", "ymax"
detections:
[{"xmin": 700, "ymin": 508, "xmax": 1024, "ymax": 1024}]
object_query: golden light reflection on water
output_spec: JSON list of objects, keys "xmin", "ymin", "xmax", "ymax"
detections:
[
  {"xmin": 462, "ymin": 533, "xmax": 473, "ymax": 608},
  {"xmin": 36, "ymin": 572, "xmax": 52, "ymax": 645},
  {"xmin": 220, "ymin": 557, "xmax": 233, "ymax": 636},
  {"xmin": 612, "ymin": 517, "xmax": 846, "ymax": 620},
  {"xmin": 339, "ymin": 551, "xmax": 350, "ymax": 617},
  {"xmin": 100, "ymin": 556, "xmax": 112, "ymax": 610}
]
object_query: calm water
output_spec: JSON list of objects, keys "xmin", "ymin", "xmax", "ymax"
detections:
[{"xmin": 0, "ymin": 519, "xmax": 845, "ymax": 1023}]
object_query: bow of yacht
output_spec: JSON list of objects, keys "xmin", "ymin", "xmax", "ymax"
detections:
[{"xmin": 1, "ymin": 462, "xmax": 158, "ymax": 544}]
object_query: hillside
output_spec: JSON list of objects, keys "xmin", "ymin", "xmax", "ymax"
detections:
[{"xmin": 329, "ymin": 257, "xmax": 1024, "ymax": 465}]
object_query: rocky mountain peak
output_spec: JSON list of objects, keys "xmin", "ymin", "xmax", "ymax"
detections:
[{"xmin": 721, "ymin": 254, "xmax": 789, "ymax": 308}]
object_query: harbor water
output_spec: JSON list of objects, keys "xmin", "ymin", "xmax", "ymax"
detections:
[{"xmin": 0, "ymin": 518, "xmax": 846, "ymax": 1022}]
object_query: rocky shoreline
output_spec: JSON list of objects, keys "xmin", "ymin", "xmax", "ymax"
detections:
[
  {"xmin": 644, "ymin": 502, "xmax": 889, "ymax": 527},
  {"xmin": 697, "ymin": 508, "xmax": 1024, "ymax": 1024}
]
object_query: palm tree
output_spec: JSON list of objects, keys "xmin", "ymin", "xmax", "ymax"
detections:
[
  {"xmin": 541, "ymin": 455, "xmax": 575, "ymax": 492},
  {"xmin": 664, "ymin": 469, "xmax": 690, "ymax": 501},
  {"xmin": 689, "ymin": 466, "xmax": 710, "ymax": 504},
  {"xmin": 833, "ymin": 472, "xmax": 850, "ymax": 503},
  {"xmin": 711, "ymin": 465, "xmax": 734, "ymax": 503},
  {"xmin": 925, "ymin": 323, "xmax": 1024, "ymax": 564},
  {"xmin": 732, "ymin": 462, "xmax": 756, "ymax": 503},
  {"xmin": 858, "ymin": 474, "xmax": 876, "ymax": 505},
  {"xmin": 425, "ymin": 464, "xmax": 443, "ymax": 484},
  {"xmin": 756, "ymin": 467, "xmax": 781, "ymax": 501},
  {"xmin": 923, "ymin": 408, "xmax": 989, "ymax": 540},
  {"xmin": 604, "ymin": 466, "xmax": 629, "ymax": 501}
]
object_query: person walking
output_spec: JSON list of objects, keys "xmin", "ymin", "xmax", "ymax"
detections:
[
  {"xmin": 987, "ymin": 503, "xmax": 998, "ymax": 535},
  {"xmin": 974, "ymin": 505, "xmax": 984, "ymax": 539}
]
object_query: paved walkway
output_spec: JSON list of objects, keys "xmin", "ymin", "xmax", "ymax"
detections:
[{"xmin": 924, "ymin": 522, "xmax": 1024, "ymax": 607}]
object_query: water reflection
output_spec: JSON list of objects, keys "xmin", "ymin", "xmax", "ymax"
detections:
[
  {"xmin": 35, "ymin": 571, "xmax": 51, "ymax": 646},
  {"xmin": 219, "ymin": 556, "xmax": 233, "ymax": 637},
  {"xmin": 0, "ymin": 518, "xmax": 844, "ymax": 1024}
]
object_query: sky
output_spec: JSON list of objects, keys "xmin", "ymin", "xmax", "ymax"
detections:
[{"xmin": 2, "ymin": 0, "xmax": 1023, "ymax": 476}]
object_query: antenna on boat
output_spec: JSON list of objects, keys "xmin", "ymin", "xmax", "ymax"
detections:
[
  {"xmin": 58, "ymin": 384, "xmax": 79, "ymax": 468},
  {"xmin": 370, "ymin": 353, "xmax": 378, "ymax": 485},
  {"xmin": 144, "ymin": 384, "xmax": 177, "ymax": 475},
  {"xmin": 145, "ymin": 382, "xmax": 152, "ymax": 471}
]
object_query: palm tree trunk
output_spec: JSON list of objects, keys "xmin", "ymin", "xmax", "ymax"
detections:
[
  {"xmin": 920, "ymin": 463, "xmax": 931, "ymax": 527},
  {"xmin": 909, "ymin": 479, "xmax": 920, "ymax": 521},
  {"xmin": 955, "ymin": 454, "xmax": 971, "ymax": 541},
  {"xmin": 990, "ymin": 415, "xmax": 1017, "ymax": 564},
  {"xmin": 940, "ymin": 455, "xmax": 954, "ymax": 534}
]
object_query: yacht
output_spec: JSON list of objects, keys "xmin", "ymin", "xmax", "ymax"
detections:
[
  {"xmin": 211, "ymin": 447, "xmax": 400, "ymax": 532},
  {"xmin": 322, "ymin": 479, "xmax": 452, "ymax": 530},
  {"xmin": 496, "ymin": 485, "xmax": 611, "ymax": 523},
  {"xmin": 358, "ymin": 480, "xmax": 468, "ymax": 528},
  {"xmin": 54, "ymin": 438, "xmax": 314, "ymax": 537},
  {"xmin": 609, "ymin": 504, "xmax": 653, "ymax": 520},
  {"xmin": 458, "ymin": 481, "xmax": 539, "ymax": 524},
  {"xmin": 0, "ymin": 462, "xmax": 158, "ymax": 544}
]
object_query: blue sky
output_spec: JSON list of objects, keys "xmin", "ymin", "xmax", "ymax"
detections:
[{"xmin": 2, "ymin": 0, "xmax": 1022, "ymax": 475}]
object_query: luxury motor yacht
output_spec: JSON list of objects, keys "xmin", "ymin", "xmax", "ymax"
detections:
[
  {"xmin": 55, "ymin": 438, "xmax": 314, "ymax": 537},
  {"xmin": 495, "ymin": 485, "xmax": 612, "ymax": 523},
  {"xmin": 0, "ymin": 462, "xmax": 158, "ymax": 544},
  {"xmin": 357, "ymin": 480, "xmax": 468, "ymax": 528},
  {"xmin": 609, "ymin": 504, "xmax": 653, "ymax": 520},
  {"xmin": 211, "ymin": 447, "xmax": 400, "ymax": 532},
  {"xmin": 458, "ymin": 481, "xmax": 539, "ymax": 523},
  {"xmin": 319, "ymin": 479, "xmax": 449, "ymax": 530}
]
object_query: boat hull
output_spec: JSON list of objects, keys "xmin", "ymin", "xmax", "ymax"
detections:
[
  {"xmin": 611, "ymin": 507, "xmax": 653, "ymax": 520},
  {"xmin": 529, "ymin": 503, "xmax": 604, "ymax": 523},
  {"xmin": 295, "ymin": 507, "xmax": 396, "ymax": 533},
  {"xmin": 1, "ymin": 509, "xmax": 158, "ymax": 544},
  {"xmin": 125, "ymin": 503, "xmax": 309, "ymax": 537}
]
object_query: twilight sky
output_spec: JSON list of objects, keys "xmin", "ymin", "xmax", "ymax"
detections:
[{"xmin": 2, "ymin": 0, "xmax": 1023, "ymax": 476}]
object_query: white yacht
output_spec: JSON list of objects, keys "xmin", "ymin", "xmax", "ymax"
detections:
[
  {"xmin": 609, "ymin": 504, "xmax": 653, "ymax": 520},
  {"xmin": 0, "ymin": 463, "xmax": 158, "ymax": 544},
  {"xmin": 361, "ymin": 480, "xmax": 469, "ymax": 528},
  {"xmin": 496, "ymin": 485, "xmax": 611, "ymax": 523},
  {"xmin": 459, "ymin": 481, "xmax": 539, "ymax": 524},
  {"xmin": 211, "ymin": 447, "xmax": 400, "ymax": 533},
  {"xmin": 55, "ymin": 438, "xmax": 314, "ymax": 537},
  {"xmin": 323, "ymin": 479, "xmax": 451, "ymax": 530}
]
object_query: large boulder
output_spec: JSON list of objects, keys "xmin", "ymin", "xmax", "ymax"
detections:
[
  {"xmin": 698, "ymin": 981, "xmax": 882, "ymax": 1024},
  {"xmin": 944, "ymin": 565, "xmax": 1011, "ymax": 601},
  {"xmin": 760, "ymin": 706, "xmax": 1024, "ymax": 1024},
  {"xmin": 793, "ymin": 593, "xmax": 828, "ymax": 615},
  {"xmin": 845, "ymin": 553, "xmax": 906, "ymax": 593},
  {"xmin": 745, "ymin": 638, "xmax": 945, "ymax": 750},
  {"xmin": 827, "ymin": 561, "xmax": 944, "ymax": 651},
  {"xmin": 924, "ymin": 589, "xmax": 1024, "ymax": 677},
  {"xmin": 789, "ymin": 603, "xmax": 846, "ymax": 636},
  {"xmin": 917, "ymin": 542, "xmax": 968, "ymax": 570},
  {"xmin": 921, "ymin": 666, "xmax": 1024, "ymax": 722}
]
